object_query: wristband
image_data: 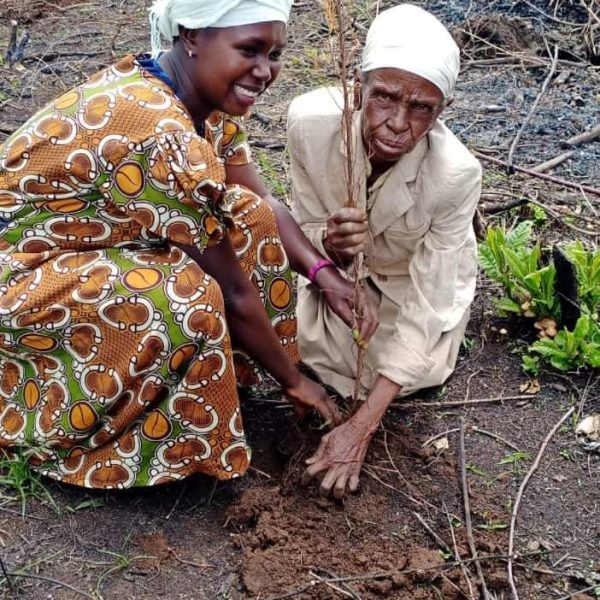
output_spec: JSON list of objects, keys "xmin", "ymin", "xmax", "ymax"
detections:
[{"xmin": 307, "ymin": 258, "xmax": 335, "ymax": 283}]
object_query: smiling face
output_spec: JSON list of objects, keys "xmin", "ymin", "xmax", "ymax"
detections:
[
  {"xmin": 361, "ymin": 68, "xmax": 446, "ymax": 171},
  {"xmin": 179, "ymin": 22, "xmax": 286, "ymax": 118}
]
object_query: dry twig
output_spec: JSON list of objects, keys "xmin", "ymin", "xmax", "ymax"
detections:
[
  {"xmin": 324, "ymin": 0, "xmax": 366, "ymax": 404},
  {"xmin": 266, "ymin": 552, "xmax": 528, "ymax": 600},
  {"xmin": 392, "ymin": 394, "xmax": 536, "ymax": 410},
  {"xmin": 507, "ymin": 46, "xmax": 559, "ymax": 171},
  {"xmin": 507, "ymin": 406, "xmax": 576, "ymax": 600},
  {"xmin": 444, "ymin": 502, "xmax": 477, "ymax": 600},
  {"xmin": 565, "ymin": 124, "xmax": 600, "ymax": 147},
  {"xmin": 310, "ymin": 569, "xmax": 362, "ymax": 599},
  {"xmin": 471, "ymin": 427, "xmax": 520, "ymax": 451},
  {"xmin": 422, "ymin": 426, "xmax": 519, "ymax": 452},
  {"xmin": 576, "ymin": 371, "xmax": 597, "ymax": 421},
  {"xmin": 473, "ymin": 152, "xmax": 600, "ymax": 198},
  {"xmin": 0, "ymin": 556, "xmax": 12, "ymax": 592},
  {"xmin": 459, "ymin": 419, "xmax": 492, "ymax": 599},
  {"xmin": 1, "ymin": 570, "xmax": 94, "ymax": 599},
  {"xmin": 531, "ymin": 151, "xmax": 574, "ymax": 173},
  {"xmin": 413, "ymin": 512, "xmax": 452, "ymax": 555}
]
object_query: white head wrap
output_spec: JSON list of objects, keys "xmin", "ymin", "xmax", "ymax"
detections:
[
  {"xmin": 361, "ymin": 4, "xmax": 460, "ymax": 99},
  {"xmin": 149, "ymin": 0, "xmax": 292, "ymax": 57}
]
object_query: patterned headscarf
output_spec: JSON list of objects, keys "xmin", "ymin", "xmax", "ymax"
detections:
[
  {"xmin": 150, "ymin": 0, "xmax": 293, "ymax": 57},
  {"xmin": 361, "ymin": 4, "xmax": 460, "ymax": 99}
]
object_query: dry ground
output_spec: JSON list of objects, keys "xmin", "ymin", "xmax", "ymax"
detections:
[{"xmin": 0, "ymin": 1, "xmax": 598, "ymax": 599}]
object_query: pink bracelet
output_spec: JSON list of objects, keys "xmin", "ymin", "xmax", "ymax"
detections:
[{"xmin": 307, "ymin": 258, "xmax": 335, "ymax": 283}]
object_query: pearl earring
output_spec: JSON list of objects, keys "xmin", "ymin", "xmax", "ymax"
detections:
[{"xmin": 188, "ymin": 49, "xmax": 194, "ymax": 58}]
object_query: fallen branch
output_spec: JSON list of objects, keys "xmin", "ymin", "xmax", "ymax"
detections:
[
  {"xmin": 473, "ymin": 151, "xmax": 600, "ymax": 197},
  {"xmin": 463, "ymin": 55, "xmax": 583, "ymax": 69},
  {"xmin": 167, "ymin": 547, "xmax": 215, "ymax": 569},
  {"xmin": 363, "ymin": 467, "xmax": 428, "ymax": 511},
  {"xmin": 248, "ymin": 393, "xmax": 538, "ymax": 410},
  {"xmin": 558, "ymin": 585, "xmax": 600, "ymax": 600},
  {"xmin": 517, "ymin": 0, "xmax": 587, "ymax": 27},
  {"xmin": 507, "ymin": 406, "xmax": 575, "ymax": 600},
  {"xmin": 444, "ymin": 502, "xmax": 477, "ymax": 600},
  {"xmin": 459, "ymin": 419, "xmax": 492, "ymax": 599},
  {"xmin": 309, "ymin": 569, "xmax": 361, "ymax": 599},
  {"xmin": 422, "ymin": 426, "xmax": 519, "ymax": 451},
  {"xmin": 526, "ymin": 197, "xmax": 599, "ymax": 236},
  {"xmin": 382, "ymin": 429, "xmax": 432, "ymax": 506},
  {"xmin": 27, "ymin": 50, "xmax": 100, "ymax": 62},
  {"xmin": 576, "ymin": 370, "xmax": 596, "ymax": 422},
  {"xmin": 0, "ymin": 556, "xmax": 12, "ymax": 592},
  {"xmin": 531, "ymin": 151, "xmax": 574, "ymax": 173},
  {"xmin": 266, "ymin": 552, "xmax": 528, "ymax": 600},
  {"xmin": 392, "ymin": 394, "xmax": 535, "ymax": 410},
  {"xmin": 422, "ymin": 428, "xmax": 459, "ymax": 447},
  {"xmin": 414, "ymin": 512, "xmax": 452, "ymax": 555},
  {"xmin": 565, "ymin": 124, "xmax": 600, "ymax": 147},
  {"xmin": 471, "ymin": 426, "xmax": 520, "ymax": 451},
  {"xmin": 249, "ymin": 139, "xmax": 286, "ymax": 150},
  {"xmin": 1, "ymin": 570, "xmax": 94, "ymax": 599},
  {"xmin": 507, "ymin": 46, "xmax": 559, "ymax": 171},
  {"xmin": 480, "ymin": 196, "xmax": 529, "ymax": 214}
]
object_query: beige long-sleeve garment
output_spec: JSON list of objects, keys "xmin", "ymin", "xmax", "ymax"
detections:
[{"xmin": 288, "ymin": 87, "xmax": 482, "ymax": 397}]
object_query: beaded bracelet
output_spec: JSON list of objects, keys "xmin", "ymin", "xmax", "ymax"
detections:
[{"xmin": 307, "ymin": 258, "xmax": 335, "ymax": 283}]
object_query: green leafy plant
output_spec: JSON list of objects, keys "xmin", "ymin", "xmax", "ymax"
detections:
[
  {"xmin": 0, "ymin": 448, "xmax": 58, "ymax": 517},
  {"xmin": 529, "ymin": 203, "xmax": 548, "ymax": 224},
  {"xmin": 478, "ymin": 221, "xmax": 560, "ymax": 320},
  {"xmin": 528, "ymin": 315, "xmax": 600, "ymax": 372},
  {"xmin": 564, "ymin": 241, "xmax": 600, "ymax": 319},
  {"xmin": 478, "ymin": 520, "xmax": 508, "ymax": 531},
  {"xmin": 65, "ymin": 498, "xmax": 105, "ymax": 513},
  {"xmin": 466, "ymin": 463, "xmax": 487, "ymax": 476},
  {"xmin": 95, "ymin": 533, "xmax": 153, "ymax": 597},
  {"xmin": 521, "ymin": 354, "xmax": 540, "ymax": 375},
  {"xmin": 479, "ymin": 222, "xmax": 599, "ymax": 373},
  {"xmin": 498, "ymin": 450, "xmax": 531, "ymax": 473},
  {"xmin": 477, "ymin": 511, "xmax": 508, "ymax": 531},
  {"xmin": 559, "ymin": 449, "xmax": 575, "ymax": 461}
]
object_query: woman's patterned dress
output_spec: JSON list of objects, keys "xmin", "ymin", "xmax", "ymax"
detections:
[{"xmin": 0, "ymin": 55, "xmax": 298, "ymax": 488}]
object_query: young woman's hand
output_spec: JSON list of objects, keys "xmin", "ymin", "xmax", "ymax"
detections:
[
  {"xmin": 283, "ymin": 374, "xmax": 342, "ymax": 426},
  {"xmin": 313, "ymin": 267, "xmax": 380, "ymax": 347}
]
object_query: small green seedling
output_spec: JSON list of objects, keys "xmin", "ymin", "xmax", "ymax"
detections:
[{"xmin": 498, "ymin": 451, "xmax": 532, "ymax": 473}]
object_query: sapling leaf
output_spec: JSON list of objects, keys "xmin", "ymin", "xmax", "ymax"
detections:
[
  {"xmin": 495, "ymin": 297, "xmax": 522, "ymax": 315},
  {"xmin": 506, "ymin": 220, "xmax": 533, "ymax": 249}
]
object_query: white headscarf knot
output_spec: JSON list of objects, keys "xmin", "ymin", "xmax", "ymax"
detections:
[
  {"xmin": 361, "ymin": 4, "xmax": 460, "ymax": 99},
  {"xmin": 149, "ymin": 0, "xmax": 293, "ymax": 57}
]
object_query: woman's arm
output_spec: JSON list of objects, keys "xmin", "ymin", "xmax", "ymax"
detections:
[
  {"xmin": 173, "ymin": 235, "xmax": 341, "ymax": 424},
  {"xmin": 226, "ymin": 162, "xmax": 322, "ymax": 277},
  {"xmin": 226, "ymin": 162, "xmax": 379, "ymax": 344}
]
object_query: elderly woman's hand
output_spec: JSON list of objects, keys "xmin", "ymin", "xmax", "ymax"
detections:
[
  {"xmin": 324, "ymin": 208, "xmax": 369, "ymax": 266},
  {"xmin": 283, "ymin": 374, "xmax": 342, "ymax": 427},
  {"xmin": 301, "ymin": 416, "xmax": 373, "ymax": 500}
]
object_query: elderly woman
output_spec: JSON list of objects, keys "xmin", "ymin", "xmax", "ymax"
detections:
[
  {"xmin": 0, "ymin": 0, "xmax": 380, "ymax": 489},
  {"xmin": 289, "ymin": 5, "xmax": 482, "ymax": 499}
]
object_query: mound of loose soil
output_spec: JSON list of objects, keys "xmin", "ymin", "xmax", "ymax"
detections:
[
  {"xmin": 223, "ymin": 419, "xmax": 508, "ymax": 599},
  {"xmin": 0, "ymin": 1, "xmax": 598, "ymax": 599}
]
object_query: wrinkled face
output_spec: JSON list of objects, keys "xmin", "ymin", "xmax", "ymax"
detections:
[
  {"xmin": 182, "ymin": 22, "xmax": 286, "ymax": 116},
  {"xmin": 361, "ymin": 68, "xmax": 446, "ymax": 169}
]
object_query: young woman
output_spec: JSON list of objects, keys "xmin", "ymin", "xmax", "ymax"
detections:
[{"xmin": 0, "ymin": 0, "xmax": 377, "ymax": 489}]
